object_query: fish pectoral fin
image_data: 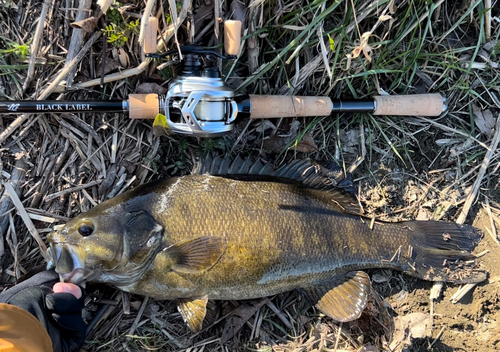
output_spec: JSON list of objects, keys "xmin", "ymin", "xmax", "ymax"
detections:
[
  {"xmin": 167, "ymin": 236, "xmax": 226, "ymax": 274},
  {"xmin": 313, "ymin": 271, "xmax": 371, "ymax": 322},
  {"xmin": 178, "ymin": 295, "xmax": 208, "ymax": 332}
]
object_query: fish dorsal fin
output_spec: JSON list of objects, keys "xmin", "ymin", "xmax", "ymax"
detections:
[
  {"xmin": 308, "ymin": 271, "xmax": 371, "ymax": 322},
  {"xmin": 178, "ymin": 295, "xmax": 208, "ymax": 332},
  {"xmin": 166, "ymin": 236, "xmax": 226, "ymax": 274},
  {"xmin": 194, "ymin": 154, "xmax": 356, "ymax": 196}
]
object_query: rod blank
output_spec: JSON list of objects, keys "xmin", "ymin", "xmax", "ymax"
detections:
[{"xmin": 0, "ymin": 100, "xmax": 125, "ymax": 114}]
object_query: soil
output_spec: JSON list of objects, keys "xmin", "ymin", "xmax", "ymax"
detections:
[{"xmin": 355, "ymin": 147, "xmax": 500, "ymax": 351}]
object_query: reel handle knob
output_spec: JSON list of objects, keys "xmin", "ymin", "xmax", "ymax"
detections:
[
  {"xmin": 143, "ymin": 17, "xmax": 159, "ymax": 55},
  {"xmin": 224, "ymin": 20, "xmax": 242, "ymax": 56}
]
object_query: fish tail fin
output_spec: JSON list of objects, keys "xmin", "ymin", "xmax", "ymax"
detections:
[{"xmin": 404, "ymin": 221, "xmax": 487, "ymax": 284}]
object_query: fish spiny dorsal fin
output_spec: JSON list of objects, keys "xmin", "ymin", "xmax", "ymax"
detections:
[{"xmin": 194, "ymin": 155, "xmax": 356, "ymax": 197}]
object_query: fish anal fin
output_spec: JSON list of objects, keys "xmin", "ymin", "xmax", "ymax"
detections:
[
  {"xmin": 167, "ymin": 236, "xmax": 226, "ymax": 274},
  {"xmin": 313, "ymin": 271, "xmax": 371, "ymax": 322},
  {"xmin": 178, "ymin": 295, "xmax": 208, "ymax": 332}
]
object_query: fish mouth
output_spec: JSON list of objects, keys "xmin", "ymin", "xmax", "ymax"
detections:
[{"xmin": 48, "ymin": 237, "xmax": 93, "ymax": 284}]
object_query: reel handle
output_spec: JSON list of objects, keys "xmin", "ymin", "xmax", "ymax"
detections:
[{"xmin": 248, "ymin": 93, "xmax": 446, "ymax": 118}]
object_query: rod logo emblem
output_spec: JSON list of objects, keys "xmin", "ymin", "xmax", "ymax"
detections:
[{"xmin": 7, "ymin": 104, "xmax": 20, "ymax": 112}]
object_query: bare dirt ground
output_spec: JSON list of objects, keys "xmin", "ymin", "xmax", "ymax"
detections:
[{"xmin": 1, "ymin": 0, "xmax": 500, "ymax": 351}]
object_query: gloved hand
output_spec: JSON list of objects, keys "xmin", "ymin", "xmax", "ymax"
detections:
[{"xmin": 0, "ymin": 270, "xmax": 86, "ymax": 352}]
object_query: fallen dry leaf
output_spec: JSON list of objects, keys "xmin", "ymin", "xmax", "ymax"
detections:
[
  {"xmin": 294, "ymin": 132, "xmax": 318, "ymax": 153},
  {"xmin": 136, "ymin": 82, "xmax": 168, "ymax": 95},
  {"xmin": 117, "ymin": 48, "xmax": 130, "ymax": 68},
  {"xmin": 352, "ymin": 32, "xmax": 374, "ymax": 62},
  {"xmin": 193, "ymin": 1, "xmax": 214, "ymax": 24},
  {"xmin": 221, "ymin": 298, "xmax": 269, "ymax": 344},
  {"xmin": 97, "ymin": 56, "xmax": 121, "ymax": 75},
  {"xmin": 255, "ymin": 120, "xmax": 278, "ymax": 133},
  {"xmin": 390, "ymin": 312, "xmax": 432, "ymax": 351},
  {"xmin": 262, "ymin": 121, "xmax": 318, "ymax": 153},
  {"xmin": 416, "ymin": 207, "xmax": 431, "ymax": 221},
  {"xmin": 230, "ymin": 0, "xmax": 247, "ymax": 23},
  {"xmin": 71, "ymin": 16, "xmax": 98, "ymax": 33},
  {"xmin": 372, "ymin": 269, "xmax": 392, "ymax": 283},
  {"xmin": 473, "ymin": 105, "xmax": 496, "ymax": 138}
]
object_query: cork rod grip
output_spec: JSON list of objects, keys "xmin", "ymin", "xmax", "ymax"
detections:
[
  {"xmin": 373, "ymin": 94, "xmax": 444, "ymax": 116},
  {"xmin": 128, "ymin": 94, "xmax": 159, "ymax": 119},
  {"xmin": 224, "ymin": 20, "xmax": 242, "ymax": 56},
  {"xmin": 249, "ymin": 95, "xmax": 333, "ymax": 119}
]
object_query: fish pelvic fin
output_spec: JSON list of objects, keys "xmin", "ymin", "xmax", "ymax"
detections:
[
  {"xmin": 166, "ymin": 236, "xmax": 227, "ymax": 274},
  {"xmin": 304, "ymin": 271, "xmax": 371, "ymax": 322},
  {"xmin": 404, "ymin": 221, "xmax": 487, "ymax": 283},
  {"xmin": 178, "ymin": 295, "xmax": 208, "ymax": 332}
]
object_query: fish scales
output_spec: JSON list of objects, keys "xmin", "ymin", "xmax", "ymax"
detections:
[{"xmin": 47, "ymin": 158, "xmax": 487, "ymax": 330}]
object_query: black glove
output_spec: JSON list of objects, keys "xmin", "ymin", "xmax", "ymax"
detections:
[{"xmin": 0, "ymin": 270, "xmax": 86, "ymax": 352}]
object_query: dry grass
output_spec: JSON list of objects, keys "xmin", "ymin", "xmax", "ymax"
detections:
[{"xmin": 0, "ymin": 0, "xmax": 499, "ymax": 351}]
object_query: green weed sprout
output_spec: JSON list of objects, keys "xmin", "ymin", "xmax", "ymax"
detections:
[
  {"xmin": 102, "ymin": 3, "xmax": 140, "ymax": 48},
  {"xmin": 0, "ymin": 39, "xmax": 30, "ymax": 60}
]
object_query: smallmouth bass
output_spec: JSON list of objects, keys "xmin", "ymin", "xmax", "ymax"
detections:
[{"xmin": 47, "ymin": 157, "xmax": 487, "ymax": 331}]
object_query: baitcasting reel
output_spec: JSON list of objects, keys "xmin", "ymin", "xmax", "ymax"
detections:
[{"xmin": 146, "ymin": 42, "xmax": 241, "ymax": 137}]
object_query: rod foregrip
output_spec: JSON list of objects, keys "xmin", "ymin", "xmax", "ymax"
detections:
[
  {"xmin": 373, "ymin": 93, "xmax": 444, "ymax": 116},
  {"xmin": 128, "ymin": 94, "xmax": 159, "ymax": 119},
  {"xmin": 249, "ymin": 95, "xmax": 333, "ymax": 119}
]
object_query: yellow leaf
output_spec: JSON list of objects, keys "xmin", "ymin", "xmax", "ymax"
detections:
[{"xmin": 153, "ymin": 114, "xmax": 168, "ymax": 128}]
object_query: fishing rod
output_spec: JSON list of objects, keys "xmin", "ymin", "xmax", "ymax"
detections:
[{"xmin": 0, "ymin": 20, "xmax": 447, "ymax": 138}]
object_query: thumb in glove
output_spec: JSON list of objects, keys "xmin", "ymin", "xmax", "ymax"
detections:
[{"xmin": 0, "ymin": 270, "xmax": 86, "ymax": 352}]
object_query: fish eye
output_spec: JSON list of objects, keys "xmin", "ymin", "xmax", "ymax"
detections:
[{"xmin": 78, "ymin": 220, "xmax": 94, "ymax": 237}]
